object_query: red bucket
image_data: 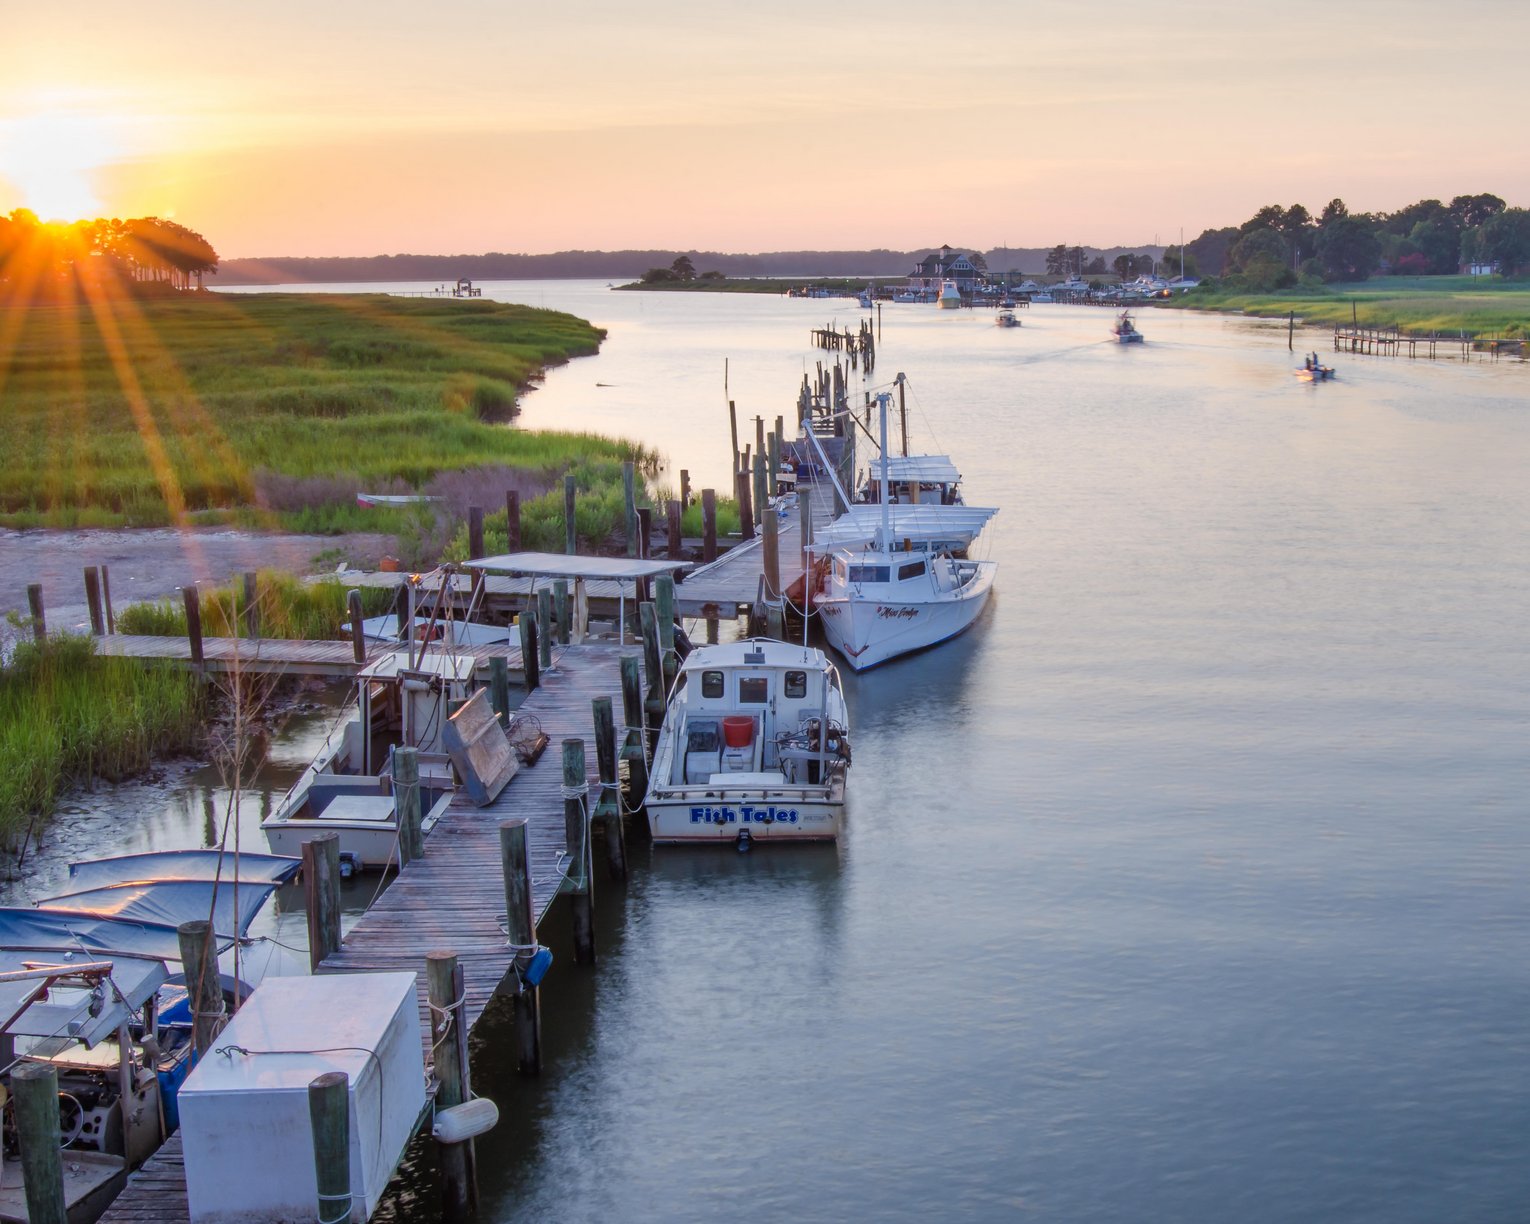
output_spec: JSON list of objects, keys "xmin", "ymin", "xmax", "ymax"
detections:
[{"xmin": 721, "ymin": 716, "xmax": 754, "ymax": 748}]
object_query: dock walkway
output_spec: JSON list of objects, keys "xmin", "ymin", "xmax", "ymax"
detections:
[
  {"xmin": 92, "ymin": 633, "xmax": 525, "ymax": 678},
  {"xmin": 101, "ymin": 644, "xmax": 629, "ymax": 1224}
]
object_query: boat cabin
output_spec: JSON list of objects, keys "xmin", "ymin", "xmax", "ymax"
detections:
[{"xmin": 860, "ymin": 454, "xmax": 963, "ymax": 506}]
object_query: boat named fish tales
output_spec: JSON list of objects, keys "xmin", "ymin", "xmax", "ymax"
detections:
[{"xmin": 646, "ymin": 639, "xmax": 850, "ymax": 844}]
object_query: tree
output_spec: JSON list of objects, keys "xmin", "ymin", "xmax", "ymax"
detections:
[
  {"xmin": 1112, "ymin": 254, "xmax": 1135, "ymax": 280},
  {"xmin": 1449, "ymin": 193, "xmax": 1506, "ymax": 230},
  {"xmin": 641, "ymin": 266, "xmax": 677, "ymax": 284},
  {"xmin": 1044, "ymin": 244, "xmax": 1070, "ymax": 276},
  {"xmin": 1319, "ymin": 198, "xmax": 1349, "ymax": 228},
  {"xmin": 1084, "ymin": 256, "xmax": 1106, "ymax": 275},
  {"xmin": 1161, "ymin": 244, "xmax": 1199, "ymax": 278},
  {"xmin": 670, "ymin": 254, "xmax": 695, "ymax": 281},
  {"xmin": 1408, "ymin": 217, "xmax": 1463, "ymax": 274},
  {"xmin": 1227, "ymin": 228, "xmax": 1288, "ymax": 272},
  {"xmin": 1186, "ymin": 227, "xmax": 1239, "ymax": 276},
  {"xmin": 1477, "ymin": 208, "xmax": 1530, "ymax": 275},
  {"xmin": 1316, "ymin": 216, "xmax": 1381, "ymax": 282}
]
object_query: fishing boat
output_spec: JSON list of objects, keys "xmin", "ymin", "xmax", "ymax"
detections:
[
  {"xmin": 995, "ymin": 308, "xmax": 1020, "ymax": 328},
  {"xmin": 937, "ymin": 279, "xmax": 963, "ymax": 310},
  {"xmin": 1111, "ymin": 310, "xmax": 1144, "ymax": 343},
  {"xmin": 260, "ymin": 650, "xmax": 474, "ymax": 871},
  {"xmin": 645, "ymin": 639, "xmax": 850, "ymax": 845},
  {"xmin": 813, "ymin": 391, "xmax": 998, "ymax": 671},
  {"xmin": 1296, "ymin": 352, "xmax": 1336, "ymax": 380},
  {"xmin": 858, "ymin": 453, "xmax": 966, "ymax": 508},
  {"xmin": 1030, "ymin": 290, "xmax": 1054, "ymax": 303}
]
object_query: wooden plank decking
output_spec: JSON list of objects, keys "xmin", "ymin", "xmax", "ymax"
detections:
[
  {"xmin": 101, "ymin": 644, "xmax": 633, "ymax": 1224},
  {"xmin": 93, "ymin": 634, "xmax": 526, "ymax": 678}
]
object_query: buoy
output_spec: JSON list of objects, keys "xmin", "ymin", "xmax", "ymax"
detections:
[
  {"xmin": 523, "ymin": 946, "xmax": 553, "ymax": 987},
  {"xmin": 433, "ymin": 1098, "xmax": 500, "ymax": 1144}
]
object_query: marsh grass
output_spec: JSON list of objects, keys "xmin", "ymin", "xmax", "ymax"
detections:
[
  {"xmin": 1170, "ymin": 276, "xmax": 1530, "ymax": 338},
  {"xmin": 0, "ymin": 635, "xmax": 204, "ymax": 841},
  {"xmin": 0, "ymin": 293, "xmax": 653, "ymax": 529},
  {"xmin": 116, "ymin": 572, "xmax": 398, "ymax": 640}
]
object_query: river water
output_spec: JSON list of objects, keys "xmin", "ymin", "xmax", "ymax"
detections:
[{"xmin": 79, "ymin": 284, "xmax": 1530, "ymax": 1219}]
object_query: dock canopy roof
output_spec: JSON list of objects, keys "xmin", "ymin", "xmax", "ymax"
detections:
[
  {"xmin": 870, "ymin": 455, "xmax": 963, "ymax": 485},
  {"xmin": 815, "ymin": 504, "xmax": 998, "ymax": 550},
  {"xmin": 466, "ymin": 552, "xmax": 692, "ymax": 580}
]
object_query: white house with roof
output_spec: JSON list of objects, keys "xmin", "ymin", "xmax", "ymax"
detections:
[{"xmin": 907, "ymin": 245, "xmax": 983, "ymax": 296}]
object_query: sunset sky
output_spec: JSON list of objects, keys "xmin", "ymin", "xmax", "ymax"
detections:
[{"xmin": 3, "ymin": 0, "xmax": 1526, "ymax": 258}]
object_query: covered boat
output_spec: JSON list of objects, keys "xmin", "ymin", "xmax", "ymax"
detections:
[{"xmin": 645, "ymin": 639, "xmax": 850, "ymax": 845}]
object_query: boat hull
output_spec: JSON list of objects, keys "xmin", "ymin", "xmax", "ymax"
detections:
[
  {"xmin": 646, "ymin": 788, "xmax": 844, "ymax": 843},
  {"xmin": 819, "ymin": 560, "xmax": 996, "ymax": 671}
]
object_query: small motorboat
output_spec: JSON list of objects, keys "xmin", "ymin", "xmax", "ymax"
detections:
[
  {"xmin": 1111, "ymin": 310, "xmax": 1144, "ymax": 343},
  {"xmin": 1296, "ymin": 352, "xmax": 1337, "ymax": 380},
  {"xmin": 645, "ymin": 639, "xmax": 850, "ymax": 844},
  {"xmin": 995, "ymin": 308, "xmax": 1020, "ymax": 328},
  {"xmin": 937, "ymin": 279, "xmax": 963, "ymax": 310}
]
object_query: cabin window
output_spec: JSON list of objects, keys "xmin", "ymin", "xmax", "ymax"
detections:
[
  {"xmin": 784, "ymin": 670, "xmax": 807, "ymax": 698},
  {"xmin": 833, "ymin": 558, "xmax": 848, "ymax": 583},
  {"xmin": 849, "ymin": 564, "xmax": 889, "ymax": 583},
  {"xmin": 898, "ymin": 560, "xmax": 927, "ymax": 581},
  {"xmin": 738, "ymin": 677, "xmax": 769, "ymax": 704},
  {"xmin": 701, "ymin": 671, "xmax": 725, "ymax": 699}
]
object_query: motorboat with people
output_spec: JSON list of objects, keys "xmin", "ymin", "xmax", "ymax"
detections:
[
  {"xmin": 1296, "ymin": 352, "xmax": 1337, "ymax": 380},
  {"xmin": 261, "ymin": 650, "xmax": 474, "ymax": 871},
  {"xmin": 1111, "ymin": 310, "xmax": 1144, "ymax": 343},
  {"xmin": 995, "ymin": 308, "xmax": 1020, "ymax": 328},
  {"xmin": 645, "ymin": 639, "xmax": 850, "ymax": 845}
]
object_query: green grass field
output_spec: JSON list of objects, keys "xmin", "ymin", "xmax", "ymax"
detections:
[
  {"xmin": 0, "ymin": 292, "xmax": 655, "ymax": 529},
  {"xmin": 1168, "ymin": 275, "xmax": 1530, "ymax": 338}
]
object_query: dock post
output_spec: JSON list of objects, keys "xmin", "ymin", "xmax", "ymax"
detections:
[
  {"xmin": 13, "ymin": 1062, "xmax": 67, "ymax": 1224},
  {"xmin": 592, "ymin": 696, "xmax": 627, "ymax": 880},
  {"xmin": 26, "ymin": 583, "xmax": 45, "ymax": 643},
  {"xmin": 84, "ymin": 566, "xmax": 104, "ymax": 635},
  {"xmin": 564, "ymin": 475, "xmax": 577, "ymax": 554},
  {"xmin": 573, "ymin": 579, "xmax": 589, "ymax": 643},
  {"xmin": 176, "ymin": 919, "xmax": 223, "ymax": 1058},
  {"xmin": 754, "ymin": 415, "xmax": 766, "ymax": 485},
  {"xmin": 393, "ymin": 746, "xmax": 424, "ymax": 864},
  {"xmin": 303, "ymin": 833, "xmax": 343, "ymax": 972},
  {"xmin": 505, "ymin": 490, "xmax": 521, "ymax": 552},
  {"xmin": 536, "ymin": 588, "xmax": 554, "ymax": 672},
  {"xmin": 768, "ymin": 428, "xmax": 781, "ymax": 497},
  {"xmin": 639, "ymin": 602, "xmax": 663, "ymax": 736},
  {"xmin": 554, "ymin": 580, "xmax": 570, "ymax": 645},
  {"xmin": 428, "ymin": 952, "xmax": 478, "ymax": 1219},
  {"xmin": 468, "ymin": 505, "xmax": 485, "ymax": 559},
  {"xmin": 101, "ymin": 564, "xmax": 115, "ymax": 633},
  {"xmin": 655, "ymin": 575, "xmax": 678, "ymax": 695},
  {"xmin": 489, "ymin": 656, "xmax": 511, "ymax": 728},
  {"xmin": 738, "ymin": 469, "xmax": 755, "ymax": 541},
  {"xmin": 761, "ymin": 509, "xmax": 781, "ymax": 601},
  {"xmin": 347, "ymin": 589, "xmax": 367, "ymax": 664},
  {"xmin": 702, "ymin": 488, "xmax": 718, "ymax": 561},
  {"xmin": 520, "ymin": 609, "xmax": 540, "ymax": 691},
  {"xmin": 619, "ymin": 655, "xmax": 649, "ymax": 821},
  {"xmin": 679, "ymin": 468, "xmax": 691, "ymax": 509},
  {"xmin": 753, "ymin": 453, "xmax": 768, "ymax": 527},
  {"xmin": 499, "ymin": 820, "xmax": 543, "ymax": 1074},
  {"xmin": 728, "ymin": 399, "xmax": 740, "ymax": 475},
  {"xmin": 242, "ymin": 571, "xmax": 259, "ymax": 638},
  {"xmin": 308, "ymin": 1071, "xmax": 353, "ymax": 1224},
  {"xmin": 623, "ymin": 461, "xmax": 638, "ymax": 557},
  {"xmin": 181, "ymin": 585, "xmax": 204, "ymax": 672},
  {"xmin": 563, "ymin": 739, "xmax": 595, "ymax": 965},
  {"xmin": 666, "ymin": 499, "xmax": 683, "ymax": 558}
]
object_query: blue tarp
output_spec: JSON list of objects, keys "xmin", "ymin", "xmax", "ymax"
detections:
[
  {"xmin": 39, "ymin": 878, "xmax": 278, "ymax": 940},
  {"xmin": 0, "ymin": 907, "xmax": 228, "ymax": 963},
  {"xmin": 66, "ymin": 850, "xmax": 300, "ymax": 890}
]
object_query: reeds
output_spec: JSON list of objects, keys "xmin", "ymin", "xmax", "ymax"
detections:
[
  {"xmin": 0, "ymin": 636, "xmax": 204, "ymax": 843},
  {"xmin": 116, "ymin": 572, "xmax": 398, "ymax": 640}
]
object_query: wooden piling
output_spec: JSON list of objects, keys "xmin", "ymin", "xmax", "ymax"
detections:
[
  {"xmin": 655, "ymin": 576, "xmax": 677, "ymax": 693},
  {"xmin": 499, "ymin": 820, "xmax": 542, "ymax": 1075},
  {"xmin": 666, "ymin": 499, "xmax": 683, "ymax": 558},
  {"xmin": 347, "ymin": 589, "xmax": 366, "ymax": 664},
  {"xmin": 13, "ymin": 1062, "xmax": 67, "ymax": 1224},
  {"xmin": 753, "ymin": 453, "xmax": 768, "ymax": 528},
  {"xmin": 176, "ymin": 919, "xmax": 222, "ymax": 1058},
  {"xmin": 100, "ymin": 564, "xmax": 115, "ymax": 633},
  {"xmin": 679, "ymin": 468, "xmax": 691, "ymax": 509},
  {"xmin": 728, "ymin": 399, "xmax": 740, "ymax": 476},
  {"xmin": 242, "ymin": 571, "xmax": 259, "ymax": 638},
  {"xmin": 468, "ymin": 506, "xmax": 485, "ymax": 560},
  {"xmin": 520, "ymin": 609, "xmax": 540, "ymax": 691},
  {"xmin": 427, "ymin": 952, "xmax": 477, "ymax": 1218},
  {"xmin": 536, "ymin": 588, "xmax": 554, "ymax": 672},
  {"xmin": 393, "ymin": 746, "xmax": 424, "ymax": 865},
  {"xmin": 303, "ymin": 833, "xmax": 343, "ymax": 972},
  {"xmin": 489, "ymin": 656, "xmax": 511, "ymax": 727},
  {"xmin": 84, "ymin": 566, "xmax": 104, "ymax": 635},
  {"xmin": 767, "ymin": 428, "xmax": 781, "ymax": 498},
  {"xmin": 182, "ymin": 586, "xmax": 204, "ymax": 671},
  {"xmin": 619, "ymin": 655, "xmax": 650, "ymax": 818},
  {"xmin": 564, "ymin": 475, "xmax": 577, "ymax": 554},
  {"xmin": 702, "ymin": 488, "xmax": 717, "ymax": 561},
  {"xmin": 762, "ymin": 509, "xmax": 781, "ymax": 600},
  {"xmin": 554, "ymin": 579, "xmax": 570, "ymax": 645},
  {"xmin": 505, "ymin": 490, "xmax": 522, "ymax": 552},
  {"xmin": 26, "ymin": 583, "xmax": 45, "ymax": 643},
  {"xmin": 563, "ymin": 738, "xmax": 595, "ymax": 964},
  {"xmin": 623, "ymin": 461, "xmax": 638, "ymax": 558},
  {"xmin": 307, "ymin": 1071, "xmax": 352, "ymax": 1224},
  {"xmin": 738, "ymin": 469, "xmax": 755, "ymax": 541},
  {"xmin": 592, "ymin": 696, "xmax": 627, "ymax": 880},
  {"xmin": 639, "ymin": 602, "xmax": 663, "ymax": 736}
]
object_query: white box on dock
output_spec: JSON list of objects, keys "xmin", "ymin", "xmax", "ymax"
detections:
[{"xmin": 177, "ymin": 972, "xmax": 425, "ymax": 1223}]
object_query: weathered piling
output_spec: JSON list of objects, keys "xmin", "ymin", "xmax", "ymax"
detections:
[
  {"xmin": 499, "ymin": 820, "xmax": 542, "ymax": 1074},
  {"xmin": 761, "ymin": 510, "xmax": 781, "ymax": 601},
  {"xmin": 536, "ymin": 588, "xmax": 554, "ymax": 672},
  {"xmin": 182, "ymin": 585, "xmax": 204, "ymax": 671},
  {"xmin": 728, "ymin": 399, "xmax": 740, "ymax": 477},
  {"xmin": 242, "ymin": 571, "xmax": 259, "ymax": 638},
  {"xmin": 554, "ymin": 579, "xmax": 570, "ymax": 645},
  {"xmin": 84, "ymin": 566, "xmax": 104, "ymax": 635},
  {"xmin": 307, "ymin": 1071, "xmax": 352, "ymax": 1224},
  {"xmin": 702, "ymin": 489, "xmax": 717, "ymax": 561},
  {"xmin": 427, "ymin": 951, "xmax": 477, "ymax": 1219},
  {"xmin": 639, "ymin": 602, "xmax": 663, "ymax": 737},
  {"xmin": 101, "ymin": 565, "xmax": 115, "ymax": 633},
  {"xmin": 303, "ymin": 833, "xmax": 343, "ymax": 972},
  {"xmin": 26, "ymin": 582, "xmax": 45, "ymax": 642},
  {"xmin": 738, "ymin": 467, "xmax": 755, "ymax": 540},
  {"xmin": 679, "ymin": 468, "xmax": 691, "ymax": 509},
  {"xmin": 347, "ymin": 589, "xmax": 366, "ymax": 664},
  {"xmin": 666, "ymin": 499, "xmax": 683, "ymax": 557},
  {"xmin": 655, "ymin": 575, "xmax": 678, "ymax": 697},
  {"xmin": 519, "ymin": 609, "xmax": 540, "ymax": 691},
  {"xmin": 623, "ymin": 461, "xmax": 638, "ymax": 558},
  {"xmin": 563, "ymin": 738, "xmax": 595, "ymax": 964},
  {"xmin": 14, "ymin": 1062, "xmax": 67, "ymax": 1224},
  {"xmin": 619, "ymin": 655, "xmax": 650, "ymax": 822},
  {"xmin": 393, "ymin": 746, "xmax": 424, "ymax": 865},
  {"xmin": 564, "ymin": 475, "xmax": 577, "ymax": 554},
  {"xmin": 752, "ymin": 453, "xmax": 768, "ymax": 526},
  {"xmin": 489, "ymin": 656, "xmax": 511, "ymax": 728},
  {"xmin": 176, "ymin": 919, "xmax": 223, "ymax": 1058},
  {"xmin": 505, "ymin": 490, "xmax": 522, "ymax": 551},
  {"xmin": 592, "ymin": 696, "xmax": 627, "ymax": 880},
  {"xmin": 468, "ymin": 506, "xmax": 485, "ymax": 560}
]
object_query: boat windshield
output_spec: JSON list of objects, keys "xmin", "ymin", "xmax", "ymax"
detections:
[{"xmin": 849, "ymin": 564, "xmax": 889, "ymax": 583}]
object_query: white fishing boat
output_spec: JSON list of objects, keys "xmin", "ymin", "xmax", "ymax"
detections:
[
  {"xmin": 1030, "ymin": 291, "xmax": 1054, "ymax": 303},
  {"xmin": 812, "ymin": 390, "xmax": 998, "ymax": 671},
  {"xmin": 937, "ymin": 279, "xmax": 963, "ymax": 309},
  {"xmin": 1111, "ymin": 310, "xmax": 1144, "ymax": 343},
  {"xmin": 995, "ymin": 308, "xmax": 1020, "ymax": 327},
  {"xmin": 645, "ymin": 639, "xmax": 850, "ymax": 845},
  {"xmin": 858, "ymin": 453, "xmax": 966, "ymax": 508},
  {"xmin": 1295, "ymin": 351, "xmax": 1336, "ymax": 380},
  {"xmin": 260, "ymin": 651, "xmax": 473, "ymax": 871}
]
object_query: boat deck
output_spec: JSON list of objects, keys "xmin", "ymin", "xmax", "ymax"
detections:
[{"xmin": 100, "ymin": 644, "xmax": 629, "ymax": 1224}]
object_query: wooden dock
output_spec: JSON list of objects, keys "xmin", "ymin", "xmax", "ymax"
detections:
[
  {"xmin": 90, "ymin": 632, "xmax": 527, "ymax": 679},
  {"xmin": 100, "ymin": 644, "xmax": 630, "ymax": 1224}
]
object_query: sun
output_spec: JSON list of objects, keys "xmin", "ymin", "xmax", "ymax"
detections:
[{"xmin": 1, "ymin": 110, "xmax": 121, "ymax": 222}]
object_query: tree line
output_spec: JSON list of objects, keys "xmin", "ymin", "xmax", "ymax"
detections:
[
  {"xmin": 0, "ymin": 209, "xmax": 219, "ymax": 294},
  {"xmin": 1180, "ymin": 193, "xmax": 1528, "ymax": 289}
]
